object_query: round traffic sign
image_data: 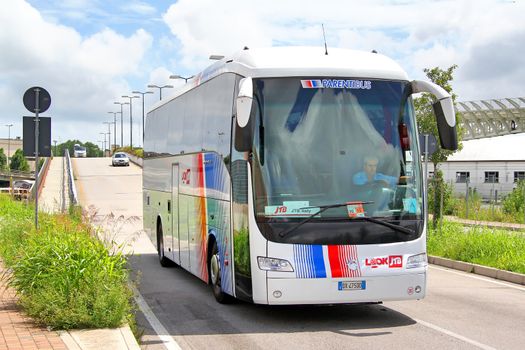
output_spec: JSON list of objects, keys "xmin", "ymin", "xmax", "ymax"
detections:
[{"xmin": 23, "ymin": 86, "xmax": 51, "ymax": 113}]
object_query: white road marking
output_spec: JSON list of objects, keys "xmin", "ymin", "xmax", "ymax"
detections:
[
  {"xmin": 415, "ymin": 318, "xmax": 497, "ymax": 350},
  {"xmin": 133, "ymin": 287, "xmax": 183, "ymax": 350},
  {"xmin": 429, "ymin": 265, "xmax": 525, "ymax": 291}
]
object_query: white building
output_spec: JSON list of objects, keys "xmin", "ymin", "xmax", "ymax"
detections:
[{"xmin": 428, "ymin": 133, "xmax": 525, "ymax": 200}]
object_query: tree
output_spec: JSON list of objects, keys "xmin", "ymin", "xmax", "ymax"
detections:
[
  {"xmin": 414, "ymin": 64, "xmax": 464, "ymax": 168},
  {"xmin": 57, "ymin": 140, "xmax": 102, "ymax": 158},
  {"xmin": 10, "ymin": 149, "xmax": 29, "ymax": 171},
  {"xmin": 0, "ymin": 148, "xmax": 6, "ymax": 170},
  {"xmin": 414, "ymin": 65, "xmax": 464, "ymax": 226}
]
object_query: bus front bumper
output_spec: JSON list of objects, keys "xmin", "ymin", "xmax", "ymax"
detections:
[{"xmin": 266, "ymin": 272, "xmax": 426, "ymax": 305}]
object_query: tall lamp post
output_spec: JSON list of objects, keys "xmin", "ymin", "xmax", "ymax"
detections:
[
  {"xmin": 114, "ymin": 101, "xmax": 129, "ymax": 148},
  {"xmin": 108, "ymin": 111, "xmax": 119, "ymax": 150},
  {"xmin": 103, "ymin": 121, "xmax": 112, "ymax": 154},
  {"xmin": 169, "ymin": 75, "xmax": 194, "ymax": 83},
  {"xmin": 131, "ymin": 90, "xmax": 153, "ymax": 143},
  {"xmin": 99, "ymin": 132, "xmax": 107, "ymax": 156},
  {"xmin": 97, "ymin": 140, "xmax": 104, "ymax": 156},
  {"xmin": 5, "ymin": 124, "xmax": 13, "ymax": 168},
  {"xmin": 122, "ymin": 95, "xmax": 139, "ymax": 149},
  {"xmin": 147, "ymin": 84, "xmax": 173, "ymax": 101}
]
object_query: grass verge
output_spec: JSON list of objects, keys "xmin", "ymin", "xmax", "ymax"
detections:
[
  {"xmin": 0, "ymin": 194, "xmax": 134, "ymax": 330},
  {"xmin": 428, "ymin": 220, "xmax": 525, "ymax": 274}
]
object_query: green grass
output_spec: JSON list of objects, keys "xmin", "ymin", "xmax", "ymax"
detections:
[
  {"xmin": 428, "ymin": 220, "xmax": 525, "ymax": 274},
  {"xmin": 0, "ymin": 195, "xmax": 134, "ymax": 330}
]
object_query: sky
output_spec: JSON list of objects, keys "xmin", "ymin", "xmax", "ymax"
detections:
[{"xmin": 1, "ymin": 0, "xmax": 524, "ymax": 148}]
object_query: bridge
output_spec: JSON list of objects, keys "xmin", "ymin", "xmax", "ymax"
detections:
[{"xmin": 457, "ymin": 96, "xmax": 525, "ymax": 140}]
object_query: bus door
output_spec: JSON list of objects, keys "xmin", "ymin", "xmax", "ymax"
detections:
[
  {"xmin": 171, "ymin": 164, "xmax": 181, "ymax": 265},
  {"xmin": 175, "ymin": 163, "xmax": 191, "ymax": 269}
]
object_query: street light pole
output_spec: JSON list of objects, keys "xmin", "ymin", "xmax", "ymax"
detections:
[
  {"xmin": 108, "ymin": 111, "xmax": 118, "ymax": 150},
  {"xmin": 100, "ymin": 132, "xmax": 107, "ymax": 156},
  {"xmin": 103, "ymin": 121, "xmax": 112, "ymax": 154},
  {"xmin": 147, "ymin": 84, "xmax": 173, "ymax": 101},
  {"xmin": 131, "ymin": 90, "xmax": 153, "ymax": 144},
  {"xmin": 5, "ymin": 124, "xmax": 13, "ymax": 168},
  {"xmin": 122, "ymin": 95, "xmax": 139, "ymax": 149},
  {"xmin": 97, "ymin": 140, "xmax": 104, "ymax": 156},
  {"xmin": 169, "ymin": 74, "xmax": 194, "ymax": 83},
  {"xmin": 114, "ymin": 101, "xmax": 129, "ymax": 148}
]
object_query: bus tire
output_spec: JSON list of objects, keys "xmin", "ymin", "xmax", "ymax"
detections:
[
  {"xmin": 209, "ymin": 240, "xmax": 231, "ymax": 303},
  {"xmin": 157, "ymin": 220, "xmax": 173, "ymax": 268}
]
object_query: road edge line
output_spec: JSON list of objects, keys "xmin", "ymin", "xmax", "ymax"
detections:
[{"xmin": 132, "ymin": 286, "xmax": 183, "ymax": 350}]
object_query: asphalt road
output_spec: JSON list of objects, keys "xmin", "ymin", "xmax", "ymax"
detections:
[{"xmin": 74, "ymin": 157, "xmax": 525, "ymax": 350}]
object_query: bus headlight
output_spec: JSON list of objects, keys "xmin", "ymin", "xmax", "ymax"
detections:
[
  {"xmin": 406, "ymin": 253, "xmax": 427, "ymax": 269},
  {"xmin": 257, "ymin": 257, "xmax": 294, "ymax": 272}
]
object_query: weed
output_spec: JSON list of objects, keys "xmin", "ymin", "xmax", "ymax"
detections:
[
  {"xmin": 428, "ymin": 220, "xmax": 525, "ymax": 274},
  {"xmin": 0, "ymin": 194, "xmax": 134, "ymax": 330}
]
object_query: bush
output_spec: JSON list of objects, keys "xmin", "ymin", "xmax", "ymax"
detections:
[
  {"xmin": 10, "ymin": 149, "xmax": 29, "ymax": 171},
  {"xmin": 427, "ymin": 220, "xmax": 525, "ymax": 274},
  {"xmin": 116, "ymin": 147, "xmax": 143, "ymax": 158},
  {"xmin": 0, "ymin": 195, "xmax": 133, "ymax": 330},
  {"xmin": 428, "ymin": 170, "xmax": 456, "ymax": 223},
  {"xmin": 502, "ymin": 180, "xmax": 525, "ymax": 223}
]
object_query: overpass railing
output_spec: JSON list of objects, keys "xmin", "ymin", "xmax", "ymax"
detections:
[{"xmin": 65, "ymin": 149, "xmax": 78, "ymax": 206}]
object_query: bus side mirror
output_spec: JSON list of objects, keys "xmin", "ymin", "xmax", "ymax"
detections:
[
  {"xmin": 235, "ymin": 77, "xmax": 254, "ymax": 152},
  {"xmin": 411, "ymin": 80, "xmax": 458, "ymax": 151},
  {"xmin": 236, "ymin": 78, "xmax": 253, "ymax": 127}
]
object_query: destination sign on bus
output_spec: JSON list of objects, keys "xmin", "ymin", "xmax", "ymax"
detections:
[{"xmin": 301, "ymin": 79, "xmax": 372, "ymax": 89}]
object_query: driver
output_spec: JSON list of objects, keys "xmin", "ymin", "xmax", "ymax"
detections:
[{"xmin": 353, "ymin": 155, "xmax": 397, "ymax": 187}]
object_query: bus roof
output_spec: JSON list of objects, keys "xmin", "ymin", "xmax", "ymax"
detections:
[{"xmin": 150, "ymin": 46, "xmax": 409, "ymax": 111}]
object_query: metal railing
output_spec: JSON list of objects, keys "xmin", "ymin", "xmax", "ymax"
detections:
[{"xmin": 65, "ymin": 149, "xmax": 78, "ymax": 206}]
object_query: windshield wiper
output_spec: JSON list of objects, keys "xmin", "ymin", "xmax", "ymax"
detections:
[
  {"xmin": 352, "ymin": 216, "xmax": 414, "ymax": 236},
  {"xmin": 278, "ymin": 201, "xmax": 373, "ymax": 238},
  {"xmin": 277, "ymin": 201, "xmax": 415, "ymax": 238}
]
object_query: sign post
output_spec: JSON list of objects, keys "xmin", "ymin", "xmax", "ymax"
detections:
[{"xmin": 23, "ymin": 86, "xmax": 51, "ymax": 230}]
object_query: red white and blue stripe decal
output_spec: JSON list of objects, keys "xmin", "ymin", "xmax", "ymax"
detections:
[
  {"xmin": 301, "ymin": 80, "xmax": 323, "ymax": 88},
  {"xmin": 293, "ymin": 245, "xmax": 326, "ymax": 278},
  {"xmin": 328, "ymin": 245, "xmax": 362, "ymax": 278},
  {"xmin": 292, "ymin": 245, "xmax": 362, "ymax": 278}
]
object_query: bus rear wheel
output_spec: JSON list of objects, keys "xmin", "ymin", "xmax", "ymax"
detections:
[
  {"xmin": 157, "ymin": 221, "xmax": 173, "ymax": 268},
  {"xmin": 209, "ymin": 241, "xmax": 230, "ymax": 303}
]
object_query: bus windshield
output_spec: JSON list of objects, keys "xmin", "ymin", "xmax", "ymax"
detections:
[{"xmin": 251, "ymin": 78, "xmax": 423, "ymax": 238}]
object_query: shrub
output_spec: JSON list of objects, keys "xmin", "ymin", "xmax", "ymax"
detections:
[
  {"xmin": 0, "ymin": 195, "xmax": 133, "ymax": 330},
  {"xmin": 427, "ymin": 220, "xmax": 525, "ymax": 274},
  {"xmin": 502, "ymin": 180, "xmax": 525, "ymax": 223}
]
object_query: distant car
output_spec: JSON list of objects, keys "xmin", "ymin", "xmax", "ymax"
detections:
[
  {"xmin": 13, "ymin": 180, "xmax": 33, "ymax": 190},
  {"xmin": 73, "ymin": 144, "xmax": 87, "ymax": 158},
  {"xmin": 112, "ymin": 152, "xmax": 130, "ymax": 166}
]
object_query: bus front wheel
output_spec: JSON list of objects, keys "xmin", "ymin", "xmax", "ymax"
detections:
[{"xmin": 209, "ymin": 241, "xmax": 230, "ymax": 303}]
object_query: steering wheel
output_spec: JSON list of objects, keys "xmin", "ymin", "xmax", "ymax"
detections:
[{"xmin": 354, "ymin": 180, "xmax": 391, "ymax": 212}]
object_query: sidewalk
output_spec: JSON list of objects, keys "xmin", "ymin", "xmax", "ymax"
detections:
[
  {"xmin": 39, "ymin": 157, "xmax": 66, "ymax": 213},
  {"xmin": 0, "ymin": 157, "xmax": 141, "ymax": 350},
  {"xmin": 443, "ymin": 215, "xmax": 525, "ymax": 231},
  {"xmin": 1, "ymin": 265, "xmax": 67, "ymax": 350}
]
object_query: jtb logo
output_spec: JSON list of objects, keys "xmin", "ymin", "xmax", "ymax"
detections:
[
  {"xmin": 365, "ymin": 255, "xmax": 403, "ymax": 268},
  {"xmin": 182, "ymin": 169, "xmax": 191, "ymax": 185},
  {"xmin": 273, "ymin": 206, "xmax": 287, "ymax": 214}
]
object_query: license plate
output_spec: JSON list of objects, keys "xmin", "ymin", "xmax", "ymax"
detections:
[{"xmin": 338, "ymin": 280, "xmax": 366, "ymax": 291}]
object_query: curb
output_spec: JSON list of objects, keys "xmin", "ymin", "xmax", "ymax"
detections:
[
  {"xmin": 429, "ymin": 255, "xmax": 525, "ymax": 285},
  {"xmin": 59, "ymin": 325, "xmax": 140, "ymax": 350}
]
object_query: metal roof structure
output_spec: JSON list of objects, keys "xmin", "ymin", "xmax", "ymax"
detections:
[{"xmin": 457, "ymin": 97, "xmax": 525, "ymax": 140}]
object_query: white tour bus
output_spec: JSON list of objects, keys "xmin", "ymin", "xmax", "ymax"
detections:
[{"xmin": 143, "ymin": 47, "xmax": 457, "ymax": 304}]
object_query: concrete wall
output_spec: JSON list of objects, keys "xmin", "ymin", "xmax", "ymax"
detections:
[{"xmin": 0, "ymin": 138, "xmax": 23, "ymax": 158}]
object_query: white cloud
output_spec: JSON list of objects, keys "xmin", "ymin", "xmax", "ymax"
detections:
[
  {"xmin": 162, "ymin": 0, "xmax": 525, "ymax": 100},
  {"xmin": 123, "ymin": 1, "xmax": 156, "ymax": 15},
  {"xmin": 0, "ymin": 0, "xmax": 152, "ymax": 144}
]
